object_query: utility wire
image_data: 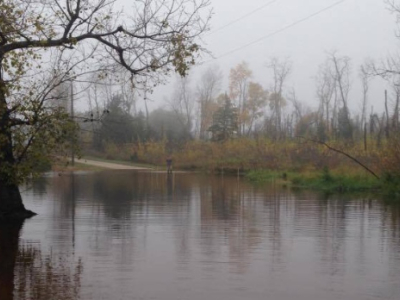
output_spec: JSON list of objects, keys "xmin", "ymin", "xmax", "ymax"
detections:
[
  {"xmin": 207, "ymin": 0, "xmax": 346, "ymax": 62},
  {"xmin": 208, "ymin": 0, "xmax": 281, "ymax": 36}
]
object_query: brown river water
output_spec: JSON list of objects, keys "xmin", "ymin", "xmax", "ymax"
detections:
[{"xmin": 1, "ymin": 170, "xmax": 400, "ymax": 300}]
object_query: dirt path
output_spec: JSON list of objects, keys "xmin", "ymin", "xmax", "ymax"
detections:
[{"xmin": 75, "ymin": 158, "xmax": 151, "ymax": 170}]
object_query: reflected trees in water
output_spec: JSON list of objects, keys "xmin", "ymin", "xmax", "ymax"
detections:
[
  {"xmin": 9, "ymin": 171, "xmax": 400, "ymax": 299},
  {"xmin": 0, "ymin": 220, "xmax": 83, "ymax": 300},
  {"xmin": 0, "ymin": 221, "xmax": 21, "ymax": 300},
  {"xmin": 14, "ymin": 244, "xmax": 83, "ymax": 300}
]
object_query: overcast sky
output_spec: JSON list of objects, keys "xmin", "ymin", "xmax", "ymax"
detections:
[{"xmin": 145, "ymin": 0, "xmax": 399, "ymax": 115}]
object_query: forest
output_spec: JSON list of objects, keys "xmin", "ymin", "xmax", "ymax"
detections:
[{"xmin": 74, "ymin": 51, "xmax": 400, "ymax": 195}]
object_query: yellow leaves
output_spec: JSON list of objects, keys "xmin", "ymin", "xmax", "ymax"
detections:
[
  {"xmin": 2, "ymin": 47, "xmax": 42, "ymax": 82},
  {"xmin": 247, "ymin": 82, "xmax": 268, "ymax": 114},
  {"xmin": 34, "ymin": 20, "xmax": 44, "ymax": 32},
  {"xmin": 229, "ymin": 61, "xmax": 252, "ymax": 100},
  {"xmin": 170, "ymin": 33, "xmax": 200, "ymax": 77}
]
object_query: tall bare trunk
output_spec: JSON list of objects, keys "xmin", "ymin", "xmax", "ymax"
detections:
[
  {"xmin": 393, "ymin": 90, "xmax": 400, "ymax": 129},
  {"xmin": 385, "ymin": 90, "xmax": 390, "ymax": 138}
]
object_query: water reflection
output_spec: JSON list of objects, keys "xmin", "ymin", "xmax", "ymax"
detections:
[
  {"xmin": 14, "ymin": 243, "xmax": 83, "ymax": 300},
  {"xmin": 0, "ymin": 220, "xmax": 22, "ymax": 300},
  {"xmin": 17, "ymin": 171, "xmax": 400, "ymax": 300},
  {"xmin": 0, "ymin": 220, "xmax": 83, "ymax": 300}
]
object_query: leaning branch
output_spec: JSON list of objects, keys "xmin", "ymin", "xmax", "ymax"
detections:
[
  {"xmin": 0, "ymin": 26, "xmax": 124, "ymax": 54},
  {"xmin": 297, "ymin": 136, "xmax": 380, "ymax": 179}
]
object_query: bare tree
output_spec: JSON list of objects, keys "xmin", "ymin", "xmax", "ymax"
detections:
[
  {"xmin": 316, "ymin": 60, "xmax": 336, "ymax": 134},
  {"xmin": 392, "ymin": 83, "xmax": 400, "ymax": 129},
  {"xmin": 169, "ymin": 75, "xmax": 194, "ymax": 136},
  {"xmin": 325, "ymin": 52, "xmax": 353, "ymax": 140},
  {"xmin": 330, "ymin": 53, "xmax": 351, "ymax": 111},
  {"xmin": 266, "ymin": 57, "xmax": 292, "ymax": 140},
  {"xmin": 363, "ymin": 2, "xmax": 400, "ymax": 79},
  {"xmin": 287, "ymin": 88, "xmax": 303, "ymax": 137},
  {"xmin": 196, "ymin": 65, "xmax": 222, "ymax": 139},
  {"xmin": 359, "ymin": 65, "xmax": 370, "ymax": 132}
]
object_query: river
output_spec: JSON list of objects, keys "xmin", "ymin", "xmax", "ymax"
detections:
[{"xmin": 1, "ymin": 170, "xmax": 399, "ymax": 300}]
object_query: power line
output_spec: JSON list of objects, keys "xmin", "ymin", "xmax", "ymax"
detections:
[
  {"xmin": 208, "ymin": 0, "xmax": 281, "ymax": 36},
  {"xmin": 208, "ymin": 0, "xmax": 346, "ymax": 62}
]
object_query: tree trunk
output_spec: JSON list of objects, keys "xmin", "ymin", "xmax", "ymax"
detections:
[
  {"xmin": 0, "ymin": 219, "xmax": 24, "ymax": 300},
  {"xmin": 0, "ymin": 180, "xmax": 33, "ymax": 218},
  {"xmin": 0, "ymin": 75, "xmax": 35, "ymax": 219},
  {"xmin": 385, "ymin": 90, "xmax": 390, "ymax": 139}
]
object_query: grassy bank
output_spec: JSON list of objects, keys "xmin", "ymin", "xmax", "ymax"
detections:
[
  {"xmin": 80, "ymin": 137, "xmax": 400, "ymax": 196},
  {"xmin": 245, "ymin": 168, "xmax": 397, "ymax": 196}
]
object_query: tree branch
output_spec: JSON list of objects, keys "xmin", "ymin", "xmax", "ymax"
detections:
[{"xmin": 297, "ymin": 136, "xmax": 380, "ymax": 179}]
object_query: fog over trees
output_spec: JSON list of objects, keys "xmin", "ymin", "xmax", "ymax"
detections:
[
  {"xmin": 73, "ymin": 1, "xmax": 400, "ymax": 147},
  {"xmin": 80, "ymin": 50, "xmax": 400, "ymax": 144}
]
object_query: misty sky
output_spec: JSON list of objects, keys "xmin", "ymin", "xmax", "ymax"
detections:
[{"xmin": 146, "ymin": 0, "xmax": 400, "ymax": 115}]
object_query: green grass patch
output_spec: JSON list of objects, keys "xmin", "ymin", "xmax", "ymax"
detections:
[
  {"xmin": 246, "ymin": 167, "xmax": 382, "ymax": 193},
  {"xmin": 245, "ymin": 170, "xmax": 286, "ymax": 183},
  {"xmin": 380, "ymin": 173, "xmax": 400, "ymax": 199}
]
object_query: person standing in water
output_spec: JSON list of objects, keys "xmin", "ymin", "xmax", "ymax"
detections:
[{"xmin": 166, "ymin": 155, "xmax": 173, "ymax": 173}]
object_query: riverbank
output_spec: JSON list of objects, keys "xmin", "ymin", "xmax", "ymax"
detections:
[
  {"xmin": 78, "ymin": 136, "xmax": 400, "ymax": 197},
  {"xmin": 62, "ymin": 155, "xmax": 400, "ymax": 200},
  {"xmin": 245, "ymin": 168, "xmax": 400, "ymax": 198}
]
